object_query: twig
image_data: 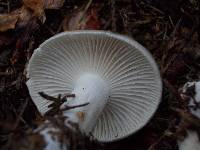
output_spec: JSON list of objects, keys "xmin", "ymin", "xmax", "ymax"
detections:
[
  {"xmin": 103, "ymin": 19, "xmax": 111, "ymax": 30},
  {"xmin": 39, "ymin": 92, "xmax": 75, "ymax": 102},
  {"xmin": 171, "ymin": 17, "xmax": 182, "ymax": 38},
  {"xmin": 79, "ymin": 0, "xmax": 93, "ymax": 25},
  {"xmin": 111, "ymin": 0, "xmax": 116, "ymax": 31},
  {"xmin": 145, "ymin": 4, "xmax": 165, "ymax": 15},
  {"xmin": 161, "ymin": 53, "xmax": 177, "ymax": 75},
  {"xmin": 39, "ymin": 92, "xmax": 73, "ymax": 116},
  {"xmin": 39, "ymin": 92, "xmax": 63, "ymax": 102},
  {"xmin": 162, "ymin": 23, "xmax": 168, "ymax": 40},
  {"xmin": 0, "ymin": 72, "xmax": 13, "ymax": 76},
  {"xmin": 13, "ymin": 98, "xmax": 29, "ymax": 130},
  {"xmin": 44, "ymin": 24, "xmax": 55, "ymax": 35},
  {"xmin": 160, "ymin": 17, "xmax": 183, "ymax": 74},
  {"xmin": 60, "ymin": 102, "xmax": 89, "ymax": 112},
  {"xmin": 39, "ymin": 92, "xmax": 89, "ymax": 117},
  {"xmin": 62, "ymin": 93, "xmax": 75, "ymax": 99},
  {"xmin": 26, "ymin": 39, "xmax": 34, "ymax": 61},
  {"xmin": 128, "ymin": 19, "xmax": 152, "ymax": 28},
  {"xmin": 168, "ymin": 16, "xmax": 175, "ymax": 28}
]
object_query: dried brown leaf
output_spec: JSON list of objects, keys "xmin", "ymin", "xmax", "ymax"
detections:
[
  {"xmin": 0, "ymin": 0, "xmax": 63, "ymax": 32},
  {"xmin": 0, "ymin": 6, "xmax": 41, "ymax": 32},
  {"xmin": 23, "ymin": 0, "xmax": 44, "ymax": 17},
  {"xmin": 18, "ymin": 6, "xmax": 34, "ymax": 27},
  {"xmin": 0, "ymin": 13, "xmax": 19, "ymax": 32}
]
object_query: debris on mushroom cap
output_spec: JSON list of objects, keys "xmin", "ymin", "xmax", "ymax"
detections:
[
  {"xmin": 178, "ymin": 130, "xmax": 200, "ymax": 150},
  {"xmin": 26, "ymin": 30, "xmax": 162, "ymax": 142},
  {"xmin": 76, "ymin": 111, "xmax": 85, "ymax": 121}
]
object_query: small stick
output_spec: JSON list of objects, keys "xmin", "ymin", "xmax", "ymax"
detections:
[
  {"xmin": 111, "ymin": 0, "xmax": 116, "ymax": 31},
  {"xmin": 62, "ymin": 93, "xmax": 75, "ymax": 99},
  {"xmin": 39, "ymin": 92, "xmax": 60, "ymax": 102},
  {"xmin": 78, "ymin": 0, "xmax": 93, "ymax": 25},
  {"xmin": 60, "ymin": 102, "xmax": 89, "ymax": 112}
]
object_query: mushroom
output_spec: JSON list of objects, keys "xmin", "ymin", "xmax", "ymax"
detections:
[{"xmin": 26, "ymin": 30, "xmax": 162, "ymax": 142}]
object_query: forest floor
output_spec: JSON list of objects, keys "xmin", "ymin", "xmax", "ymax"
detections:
[{"xmin": 0, "ymin": 0, "xmax": 200, "ymax": 150}]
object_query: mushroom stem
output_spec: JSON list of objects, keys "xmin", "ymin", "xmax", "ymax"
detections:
[{"xmin": 62, "ymin": 73, "xmax": 110, "ymax": 134}]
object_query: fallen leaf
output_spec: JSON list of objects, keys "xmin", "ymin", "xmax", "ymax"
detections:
[
  {"xmin": 0, "ymin": 0, "xmax": 64, "ymax": 32},
  {"xmin": 0, "ymin": 13, "xmax": 18, "ymax": 32},
  {"xmin": 18, "ymin": 6, "xmax": 34, "ymax": 27},
  {"xmin": 23, "ymin": 0, "xmax": 46, "ymax": 23},
  {"xmin": 0, "ymin": 0, "xmax": 47, "ymax": 32},
  {"xmin": 0, "ymin": 6, "xmax": 36, "ymax": 32},
  {"xmin": 23, "ymin": 0, "xmax": 44, "ymax": 17}
]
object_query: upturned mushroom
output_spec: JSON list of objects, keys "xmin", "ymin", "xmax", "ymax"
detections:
[{"xmin": 26, "ymin": 30, "xmax": 162, "ymax": 142}]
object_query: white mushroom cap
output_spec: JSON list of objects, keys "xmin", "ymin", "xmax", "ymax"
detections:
[{"xmin": 26, "ymin": 30, "xmax": 162, "ymax": 142}]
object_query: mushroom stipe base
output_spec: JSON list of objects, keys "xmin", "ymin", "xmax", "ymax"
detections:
[{"xmin": 62, "ymin": 73, "xmax": 110, "ymax": 134}]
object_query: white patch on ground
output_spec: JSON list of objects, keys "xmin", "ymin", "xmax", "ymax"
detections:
[
  {"xmin": 178, "ymin": 130, "xmax": 200, "ymax": 150},
  {"xmin": 189, "ymin": 81, "xmax": 200, "ymax": 119},
  {"xmin": 178, "ymin": 81, "xmax": 200, "ymax": 150}
]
